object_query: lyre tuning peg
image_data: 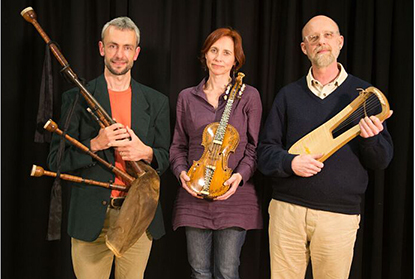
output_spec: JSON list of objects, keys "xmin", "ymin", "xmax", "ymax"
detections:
[
  {"xmin": 356, "ymin": 88, "xmax": 365, "ymax": 95},
  {"xmin": 224, "ymin": 95, "xmax": 228, "ymax": 100}
]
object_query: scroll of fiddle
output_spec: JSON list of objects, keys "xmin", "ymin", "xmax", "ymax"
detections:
[
  {"xmin": 21, "ymin": 7, "xmax": 158, "ymax": 257},
  {"xmin": 288, "ymin": 86, "xmax": 390, "ymax": 162},
  {"xmin": 187, "ymin": 72, "xmax": 246, "ymax": 199}
]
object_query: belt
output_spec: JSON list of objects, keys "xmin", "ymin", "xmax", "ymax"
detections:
[{"xmin": 109, "ymin": 197, "xmax": 125, "ymax": 209}]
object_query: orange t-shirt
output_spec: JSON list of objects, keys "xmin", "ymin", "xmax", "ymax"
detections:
[{"xmin": 108, "ymin": 87, "xmax": 131, "ymax": 197}]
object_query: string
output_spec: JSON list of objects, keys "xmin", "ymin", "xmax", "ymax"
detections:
[
  {"xmin": 334, "ymin": 97, "xmax": 380, "ymax": 131},
  {"xmin": 333, "ymin": 99, "xmax": 380, "ymax": 134},
  {"xmin": 203, "ymin": 79, "xmax": 243, "ymax": 192},
  {"xmin": 332, "ymin": 95, "xmax": 382, "ymax": 134}
]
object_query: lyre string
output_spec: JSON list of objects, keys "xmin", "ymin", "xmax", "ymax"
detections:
[
  {"xmin": 332, "ymin": 94, "xmax": 382, "ymax": 134},
  {"xmin": 343, "ymin": 95, "xmax": 381, "ymax": 124},
  {"xmin": 333, "ymin": 96, "xmax": 380, "ymax": 133},
  {"xmin": 333, "ymin": 95, "xmax": 381, "ymax": 134}
]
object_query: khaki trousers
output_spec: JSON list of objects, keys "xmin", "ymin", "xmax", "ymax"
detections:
[
  {"xmin": 72, "ymin": 208, "xmax": 153, "ymax": 279},
  {"xmin": 269, "ymin": 199, "xmax": 360, "ymax": 279}
]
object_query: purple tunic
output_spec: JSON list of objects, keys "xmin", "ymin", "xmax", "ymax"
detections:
[{"xmin": 169, "ymin": 78, "xmax": 263, "ymax": 230}]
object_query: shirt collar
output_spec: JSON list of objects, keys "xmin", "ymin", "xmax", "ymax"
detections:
[{"xmin": 306, "ymin": 63, "xmax": 348, "ymax": 88}]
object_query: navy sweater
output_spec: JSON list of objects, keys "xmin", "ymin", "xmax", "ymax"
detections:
[{"xmin": 258, "ymin": 75, "xmax": 393, "ymax": 214}]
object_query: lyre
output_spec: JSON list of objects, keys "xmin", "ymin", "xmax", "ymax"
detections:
[{"xmin": 288, "ymin": 86, "xmax": 390, "ymax": 162}]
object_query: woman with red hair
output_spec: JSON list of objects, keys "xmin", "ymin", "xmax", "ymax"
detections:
[{"xmin": 170, "ymin": 27, "xmax": 263, "ymax": 279}]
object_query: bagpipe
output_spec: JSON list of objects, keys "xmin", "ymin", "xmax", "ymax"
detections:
[{"xmin": 22, "ymin": 7, "xmax": 157, "ymax": 257}]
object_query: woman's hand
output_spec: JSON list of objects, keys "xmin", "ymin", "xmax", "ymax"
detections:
[
  {"xmin": 215, "ymin": 173, "xmax": 242, "ymax": 201},
  {"xmin": 179, "ymin": 171, "xmax": 203, "ymax": 199}
]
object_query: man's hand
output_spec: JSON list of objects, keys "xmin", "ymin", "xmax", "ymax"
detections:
[
  {"xmin": 90, "ymin": 123, "xmax": 128, "ymax": 152},
  {"xmin": 359, "ymin": 110, "xmax": 393, "ymax": 138},
  {"xmin": 112, "ymin": 126, "xmax": 153, "ymax": 163},
  {"xmin": 292, "ymin": 154, "xmax": 324, "ymax": 177},
  {"xmin": 215, "ymin": 173, "xmax": 242, "ymax": 201},
  {"xmin": 179, "ymin": 171, "xmax": 203, "ymax": 199}
]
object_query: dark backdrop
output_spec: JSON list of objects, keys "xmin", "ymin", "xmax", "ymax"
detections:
[{"xmin": 2, "ymin": 0, "xmax": 413, "ymax": 278}]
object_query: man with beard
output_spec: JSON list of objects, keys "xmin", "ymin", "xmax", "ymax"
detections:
[
  {"xmin": 48, "ymin": 17, "xmax": 170, "ymax": 279},
  {"xmin": 257, "ymin": 15, "xmax": 393, "ymax": 279}
]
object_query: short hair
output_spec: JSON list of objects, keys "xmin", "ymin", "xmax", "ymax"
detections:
[
  {"xmin": 101, "ymin": 17, "xmax": 140, "ymax": 46},
  {"xmin": 200, "ymin": 27, "xmax": 246, "ymax": 72}
]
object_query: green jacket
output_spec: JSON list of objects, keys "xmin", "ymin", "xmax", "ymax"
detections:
[{"xmin": 48, "ymin": 75, "xmax": 170, "ymax": 241}]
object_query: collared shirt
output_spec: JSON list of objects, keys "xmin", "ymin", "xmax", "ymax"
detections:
[{"xmin": 306, "ymin": 63, "xmax": 348, "ymax": 99}]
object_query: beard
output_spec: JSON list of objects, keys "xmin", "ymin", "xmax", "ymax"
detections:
[
  {"xmin": 310, "ymin": 45, "xmax": 340, "ymax": 68},
  {"xmin": 104, "ymin": 58, "xmax": 134, "ymax": 76}
]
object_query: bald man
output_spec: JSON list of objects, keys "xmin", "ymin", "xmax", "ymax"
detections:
[{"xmin": 258, "ymin": 15, "xmax": 393, "ymax": 279}]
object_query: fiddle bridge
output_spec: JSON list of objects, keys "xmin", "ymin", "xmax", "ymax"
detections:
[{"xmin": 187, "ymin": 124, "xmax": 239, "ymax": 199}]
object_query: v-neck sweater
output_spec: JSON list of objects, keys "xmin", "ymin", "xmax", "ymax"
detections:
[{"xmin": 258, "ymin": 75, "xmax": 393, "ymax": 214}]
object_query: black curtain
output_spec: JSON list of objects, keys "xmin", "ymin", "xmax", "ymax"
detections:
[{"xmin": 2, "ymin": 0, "xmax": 413, "ymax": 278}]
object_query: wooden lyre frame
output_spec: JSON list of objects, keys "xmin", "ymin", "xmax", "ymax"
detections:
[{"xmin": 288, "ymin": 86, "xmax": 390, "ymax": 162}]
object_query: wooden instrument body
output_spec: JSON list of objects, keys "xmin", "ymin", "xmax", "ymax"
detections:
[
  {"xmin": 184, "ymin": 72, "xmax": 246, "ymax": 199},
  {"xmin": 187, "ymin": 123, "xmax": 240, "ymax": 199},
  {"xmin": 288, "ymin": 86, "xmax": 390, "ymax": 162}
]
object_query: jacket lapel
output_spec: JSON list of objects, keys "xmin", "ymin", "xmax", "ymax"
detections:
[
  {"xmin": 90, "ymin": 75, "xmax": 113, "ymax": 119},
  {"xmin": 86, "ymin": 75, "xmax": 115, "ymax": 164},
  {"xmin": 131, "ymin": 80, "xmax": 150, "ymax": 143},
  {"xmin": 85, "ymin": 76, "xmax": 150, "ymax": 163}
]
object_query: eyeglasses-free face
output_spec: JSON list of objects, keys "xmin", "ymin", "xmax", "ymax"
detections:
[{"xmin": 303, "ymin": 31, "xmax": 340, "ymax": 45}]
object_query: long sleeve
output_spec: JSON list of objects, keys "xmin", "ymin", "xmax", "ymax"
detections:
[
  {"xmin": 47, "ymin": 89, "xmax": 98, "ymax": 173},
  {"xmin": 150, "ymin": 96, "xmax": 171, "ymax": 175},
  {"xmin": 169, "ymin": 91, "xmax": 190, "ymax": 179},
  {"xmin": 233, "ymin": 88, "xmax": 263, "ymax": 184},
  {"xmin": 257, "ymin": 92, "xmax": 296, "ymax": 178},
  {"xmin": 358, "ymin": 122, "xmax": 393, "ymax": 170}
]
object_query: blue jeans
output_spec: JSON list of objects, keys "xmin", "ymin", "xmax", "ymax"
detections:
[{"xmin": 185, "ymin": 227, "xmax": 247, "ymax": 279}]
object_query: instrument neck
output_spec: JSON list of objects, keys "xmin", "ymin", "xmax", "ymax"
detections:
[{"xmin": 214, "ymin": 95, "xmax": 234, "ymax": 143}]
